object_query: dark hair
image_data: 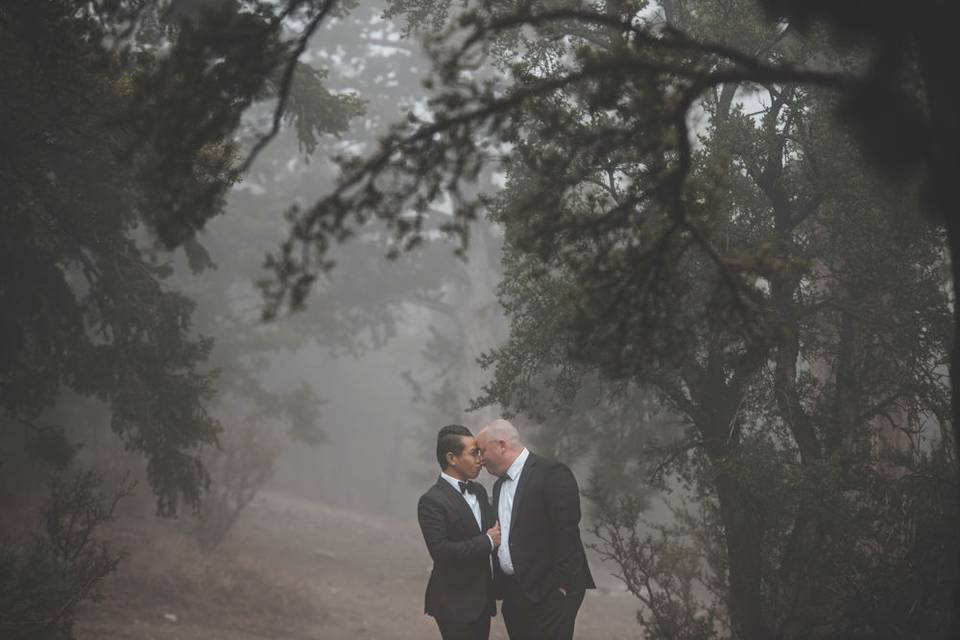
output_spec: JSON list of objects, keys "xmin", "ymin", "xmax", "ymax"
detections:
[{"xmin": 436, "ymin": 424, "xmax": 472, "ymax": 469}]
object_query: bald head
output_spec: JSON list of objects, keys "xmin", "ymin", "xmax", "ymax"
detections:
[
  {"xmin": 477, "ymin": 418, "xmax": 524, "ymax": 477},
  {"xmin": 479, "ymin": 419, "xmax": 521, "ymax": 446}
]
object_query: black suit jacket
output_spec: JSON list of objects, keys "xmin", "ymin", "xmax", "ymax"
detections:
[
  {"xmin": 417, "ymin": 478, "xmax": 497, "ymax": 622},
  {"xmin": 492, "ymin": 452, "xmax": 596, "ymax": 602}
]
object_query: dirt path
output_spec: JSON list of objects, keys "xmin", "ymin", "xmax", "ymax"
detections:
[{"xmin": 76, "ymin": 493, "xmax": 641, "ymax": 639}]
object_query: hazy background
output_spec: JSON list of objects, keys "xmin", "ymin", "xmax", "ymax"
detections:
[
  {"xmin": 171, "ymin": 1, "xmax": 507, "ymax": 516},
  {"xmin": 4, "ymin": 2, "xmax": 957, "ymax": 639}
]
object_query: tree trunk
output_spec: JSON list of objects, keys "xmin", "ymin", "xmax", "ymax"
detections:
[
  {"xmin": 943, "ymin": 215, "xmax": 960, "ymax": 636},
  {"xmin": 915, "ymin": 22, "xmax": 960, "ymax": 634},
  {"xmin": 452, "ymin": 219, "xmax": 503, "ymax": 423},
  {"xmin": 714, "ymin": 469, "xmax": 769, "ymax": 640},
  {"xmin": 448, "ymin": 170, "xmax": 506, "ymax": 424},
  {"xmin": 695, "ymin": 348, "xmax": 771, "ymax": 640}
]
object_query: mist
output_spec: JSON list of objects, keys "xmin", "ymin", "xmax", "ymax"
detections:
[{"xmin": 3, "ymin": 1, "xmax": 959, "ymax": 640}]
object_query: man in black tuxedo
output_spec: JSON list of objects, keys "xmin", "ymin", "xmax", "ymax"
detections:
[
  {"xmin": 418, "ymin": 425, "xmax": 502, "ymax": 640},
  {"xmin": 477, "ymin": 419, "xmax": 595, "ymax": 640}
]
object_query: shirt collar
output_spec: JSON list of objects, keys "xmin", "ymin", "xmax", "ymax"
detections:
[
  {"xmin": 440, "ymin": 471, "xmax": 466, "ymax": 493},
  {"xmin": 505, "ymin": 447, "xmax": 530, "ymax": 482}
]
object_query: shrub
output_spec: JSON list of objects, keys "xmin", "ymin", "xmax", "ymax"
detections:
[{"xmin": 0, "ymin": 471, "xmax": 134, "ymax": 639}]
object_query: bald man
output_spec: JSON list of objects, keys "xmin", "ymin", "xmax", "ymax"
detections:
[{"xmin": 476, "ymin": 419, "xmax": 595, "ymax": 640}]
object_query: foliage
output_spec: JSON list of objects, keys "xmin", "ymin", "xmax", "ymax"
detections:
[
  {"xmin": 69, "ymin": 0, "xmax": 952, "ymax": 632},
  {"xmin": 0, "ymin": 1, "xmax": 368, "ymax": 635},
  {"xmin": 302, "ymin": 0, "xmax": 957, "ymax": 638},
  {"xmin": 1, "ymin": 0, "xmax": 223, "ymax": 514},
  {"xmin": 1, "ymin": 0, "xmax": 367, "ymax": 509},
  {"xmin": 93, "ymin": 0, "xmax": 365, "ymax": 247},
  {"xmin": 256, "ymin": 0, "xmax": 960, "ymax": 533},
  {"xmin": 0, "ymin": 471, "xmax": 134, "ymax": 640},
  {"xmin": 591, "ymin": 433, "xmax": 959, "ymax": 640},
  {"xmin": 6, "ymin": 0, "xmax": 957, "ymax": 636},
  {"xmin": 151, "ymin": 0, "xmax": 502, "ymax": 515},
  {"xmin": 590, "ymin": 488, "xmax": 727, "ymax": 640},
  {"xmin": 186, "ymin": 422, "xmax": 280, "ymax": 550}
]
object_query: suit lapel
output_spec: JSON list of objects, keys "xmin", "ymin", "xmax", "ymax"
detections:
[
  {"xmin": 436, "ymin": 477, "xmax": 482, "ymax": 534},
  {"xmin": 509, "ymin": 453, "xmax": 536, "ymax": 529}
]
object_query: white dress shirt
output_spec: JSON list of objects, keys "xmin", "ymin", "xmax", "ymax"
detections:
[
  {"xmin": 440, "ymin": 472, "xmax": 484, "ymax": 530},
  {"xmin": 496, "ymin": 447, "xmax": 530, "ymax": 575}
]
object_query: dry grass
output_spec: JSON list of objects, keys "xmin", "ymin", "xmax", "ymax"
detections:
[
  {"xmin": 85, "ymin": 515, "xmax": 325, "ymax": 636},
  {"xmin": 70, "ymin": 493, "xmax": 642, "ymax": 639}
]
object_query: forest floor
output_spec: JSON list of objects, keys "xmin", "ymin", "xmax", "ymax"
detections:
[{"xmin": 75, "ymin": 492, "xmax": 642, "ymax": 639}]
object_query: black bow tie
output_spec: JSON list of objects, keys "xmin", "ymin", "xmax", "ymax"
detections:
[{"xmin": 459, "ymin": 481, "xmax": 478, "ymax": 495}]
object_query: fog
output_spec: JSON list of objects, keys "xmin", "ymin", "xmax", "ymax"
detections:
[
  {"xmin": 181, "ymin": 6, "xmax": 514, "ymax": 522},
  {"xmin": 167, "ymin": 1, "xmax": 501, "ymax": 515},
  {"xmin": 3, "ymin": 1, "xmax": 958, "ymax": 639}
]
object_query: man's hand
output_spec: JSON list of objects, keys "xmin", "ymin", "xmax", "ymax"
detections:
[{"xmin": 487, "ymin": 521, "xmax": 501, "ymax": 547}]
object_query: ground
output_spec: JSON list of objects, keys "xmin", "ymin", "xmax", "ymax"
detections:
[{"xmin": 75, "ymin": 492, "xmax": 642, "ymax": 639}]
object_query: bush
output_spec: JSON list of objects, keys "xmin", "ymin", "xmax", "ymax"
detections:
[
  {"xmin": 0, "ymin": 471, "xmax": 134, "ymax": 639},
  {"xmin": 185, "ymin": 423, "xmax": 279, "ymax": 550},
  {"xmin": 590, "ymin": 438, "xmax": 959, "ymax": 640}
]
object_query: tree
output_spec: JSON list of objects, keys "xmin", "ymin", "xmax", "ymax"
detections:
[
  {"xmin": 249, "ymin": 0, "xmax": 957, "ymax": 636},
  {"xmin": 1, "ymin": 0, "xmax": 227, "ymax": 514},
  {"xmin": 1, "ymin": 0, "xmax": 370, "ymax": 508},
  {"xmin": 160, "ymin": 0, "xmax": 505, "ymax": 526},
  {"xmin": 8, "ymin": 0, "xmax": 953, "ymax": 632},
  {"xmin": 469, "ymin": 7, "xmax": 952, "ymax": 640},
  {"xmin": 0, "ymin": 472, "xmax": 136, "ymax": 639},
  {"xmin": 259, "ymin": 0, "xmax": 960, "ymax": 463},
  {"xmin": 0, "ymin": 0, "xmax": 363, "ymax": 633}
]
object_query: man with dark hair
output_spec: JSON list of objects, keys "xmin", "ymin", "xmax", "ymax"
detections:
[{"xmin": 418, "ymin": 425, "xmax": 501, "ymax": 640}]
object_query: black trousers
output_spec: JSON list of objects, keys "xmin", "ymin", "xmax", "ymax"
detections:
[
  {"xmin": 500, "ymin": 576, "xmax": 585, "ymax": 640},
  {"xmin": 435, "ymin": 614, "xmax": 491, "ymax": 640}
]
